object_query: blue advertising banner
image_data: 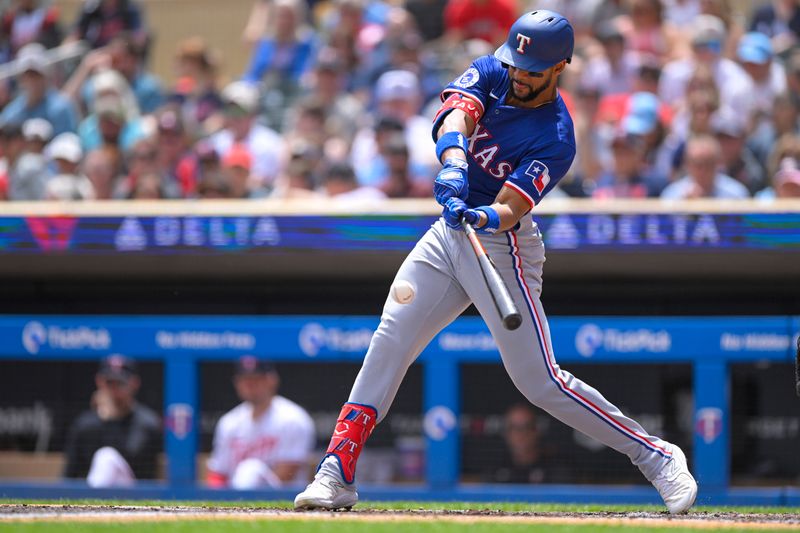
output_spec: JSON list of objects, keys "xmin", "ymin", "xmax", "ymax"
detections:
[
  {"xmin": 1, "ymin": 212, "xmax": 800, "ymax": 255},
  {"xmin": 0, "ymin": 315, "xmax": 795, "ymax": 362}
]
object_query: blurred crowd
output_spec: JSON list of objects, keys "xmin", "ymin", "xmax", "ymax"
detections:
[{"xmin": 0, "ymin": 0, "xmax": 798, "ymax": 202}]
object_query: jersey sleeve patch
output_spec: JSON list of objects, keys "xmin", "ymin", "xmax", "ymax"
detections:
[
  {"xmin": 525, "ymin": 160, "xmax": 551, "ymax": 194},
  {"xmin": 454, "ymin": 67, "xmax": 480, "ymax": 89}
]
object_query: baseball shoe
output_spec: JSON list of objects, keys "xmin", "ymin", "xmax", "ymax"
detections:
[
  {"xmin": 652, "ymin": 444, "xmax": 698, "ymax": 514},
  {"xmin": 294, "ymin": 470, "xmax": 358, "ymax": 510}
]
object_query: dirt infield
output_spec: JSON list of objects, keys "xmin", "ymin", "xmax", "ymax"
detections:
[{"xmin": 2, "ymin": 504, "xmax": 800, "ymax": 529}]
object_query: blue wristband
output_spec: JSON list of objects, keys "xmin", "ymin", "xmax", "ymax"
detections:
[
  {"xmin": 436, "ymin": 131, "xmax": 468, "ymax": 162},
  {"xmin": 474, "ymin": 206, "xmax": 500, "ymax": 234}
]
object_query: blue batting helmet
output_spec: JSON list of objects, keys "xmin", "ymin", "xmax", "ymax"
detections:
[{"xmin": 494, "ymin": 10, "xmax": 574, "ymax": 73}]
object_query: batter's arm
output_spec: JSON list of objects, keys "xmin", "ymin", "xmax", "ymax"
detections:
[
  {"xmin": 471, "ymin": 186, "xmax": 532, "ymax": 233},
  {"xmin": 435, "ymin": 106, "xmax": 478, "ymax": 162}
]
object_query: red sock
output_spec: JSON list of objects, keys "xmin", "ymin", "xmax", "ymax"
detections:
[{"xmin": 323, "ymin": 402, "xmax": 378, "ymax": 484}]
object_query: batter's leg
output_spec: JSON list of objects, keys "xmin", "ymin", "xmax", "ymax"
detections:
[
  {"xmin": 456, "ymin": 227, "xmax": 672, "ymax": 482},
  {"xmin": 296, "ymin": 222, "xmax": 471, "ymax": 509}
]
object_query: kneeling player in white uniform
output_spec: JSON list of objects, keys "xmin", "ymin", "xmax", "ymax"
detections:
[
  {"xmin": 295, "ymin": 10, "xmax": 697, "ymax": 513},
  {"xmin": 207, "ymin": 356, "xmax": 315, "ymax": 489}
]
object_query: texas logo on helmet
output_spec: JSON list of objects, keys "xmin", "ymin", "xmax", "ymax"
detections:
[{"xmin": 516, "ymin": 33, "xmax": 532, "ymax": 54}]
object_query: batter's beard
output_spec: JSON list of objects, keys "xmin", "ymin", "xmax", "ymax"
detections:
[{"xmin": 510, "ymin": 75, "xmax": 553, "ymax": 102}]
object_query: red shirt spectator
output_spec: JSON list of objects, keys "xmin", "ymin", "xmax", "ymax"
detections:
[{"xmin": 444, "ymin": 0, "xmax": 516, "ymax": 46}]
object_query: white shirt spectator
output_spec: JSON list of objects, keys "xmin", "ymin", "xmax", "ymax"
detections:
[
  {"xmin": 659, "ymin": 58, "xmax": 754, "ymax": 117},
  {"xmin": 207, "ymin": 395, "xmax": 315, "ymax": 488},
  {"xmin": 660, "ymin": 172, "xmax": 750, "ymax": 199},
  {"xmin": 211, "ymin": 123, "xmax": 284, "ymax": 189}
]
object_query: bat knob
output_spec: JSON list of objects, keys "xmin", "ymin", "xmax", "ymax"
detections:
[{"xmin": 503, "ymin": 313, "xmax": 522, "ymax": 331}]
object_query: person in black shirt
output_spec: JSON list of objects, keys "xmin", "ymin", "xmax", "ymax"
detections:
[
  {"xmin": 484, "ymin": 403, "xmax": 571, "ymax": 484},
  {"xmin": 63, "ymin": 354, "xmax": 161, "ymax": 487}
]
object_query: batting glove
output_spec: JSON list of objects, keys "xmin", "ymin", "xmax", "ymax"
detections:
[
  {"xmin": 442, "ymin": 197, "xmax": 480, "ymax": 230},
  {"xmin": 434, "ymin": 158, "xmax": 469, "ymax": 206}
]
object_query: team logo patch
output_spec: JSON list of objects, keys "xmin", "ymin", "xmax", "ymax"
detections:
[
  {"xmin": 454, "ymin": 67, "xmax": 480, "ymax": 89},
  {"xmin": 525, "ymin": 160, "xmax": 551, "ymax": 194}
]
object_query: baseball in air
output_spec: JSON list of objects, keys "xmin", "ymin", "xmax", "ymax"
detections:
[{"xmin": 391, "ymin": 280, "xmax": 416, "ymax": 304}]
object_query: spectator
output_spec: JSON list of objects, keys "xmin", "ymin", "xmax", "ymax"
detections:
[
  {"xmin": 766, "ymin": 133, "xmax": 800, "ymax": 183},
  {"xmin": 659, "ymin": 15, "xmax": 753, "ymax": 121},
  {"xmin": 129, "ymin": 170, "xmax": 166, "ymax": 199},
  {"xmin": 171, "ymin": 37, "xmax": 223, "ymax": 131},
  {"xmin": 617, "ymin": 0, "xmax": 690, "ymax": 63},
  {"xmin": 221, "ymin": 144, "xmax": 268, "ymax": 198},
  {"xmin": 699, "ymin": 0, "xmax": 746, "ymax": 60},
  {"xmin": 65, "ymin": 32, "xmax": 163, "ymax": 116},
  {"xmin": 300, "ymin": 47, "xmax": 366, "ymax": 145},
  {"xmin": 405, "ymin": 0, "xmax": 448, "ymax": 42},
  {"xmin": 748, "ymin": 92, "xmax": 799, "ymax": 172},
  {"xmin": 84, "ymin": 147, "xmax": 120, "ymax": 199},
  {"xmin": 662, "ymin": 0, "xmax": 701, "ymax": 28},
  {"xmin": 66, "ymin": 0, "xmax": 147, "ymax": 50},
  {"xmin": 351, "ymin": 70, "xmax": 437, "ymax": 186},
  {"xmin": 580, "ymin": 21, "xmax": 640, "ymax": 97},
  {"xmin": 482, "ymin": 404, "xmax": 568, "ymax": 484},
  {"xmin": 207, "ymin": 356, "xmax": 315, "ymax": 489},
  {"xmin": 211, "ymin": 81, "xmax": 284, "ymax": 191},
  {"xmin": 711, "ymin": 110, "xmax": 764, "ymax": 194},
  {"xmin": 660, "ymin": 134, "xmax": 750, "ymax": 199},
  {"xmin": 243, "ymin": 0, "xmax": 317, "ymax": 128},
  {"xmin": 196, "ymin": 171, "xmax": 232, "ymax": 199},
  {"xmin": 153, "ymin": 108, "xmax": 196, "ymax": 198},
  {"xmin": 0, "ymin": 0, "xmax": 62, "ymax": 59},
  {"xmin": 735, "ymin": 31, "xmax": 786, "ymax": 125},
  {"xmin": 78, "ymin": 70, "xmax": 145, "ymax": 153},
  {"xmin": 270, "ymin": 151, "xmax": 321, "ymax": 199},
  {"xmin": 756, "ymin": 159, "xmax": 800, "ymax": 200},
  {"xmin": 377, "ymin": 133, "xmax": 430, "ymax": 198},
  {"xmin": 443, "ymin": 0, "xmax": 516, "ymax": 46},
  {"xmin": 2, "ymin": 120, "xmax": 50, "ymax": 200},
  {"xmin": 593, "ymin": 132, "xmax": 658, "ymax": 198},
  {"xmin": 748, "ymin": 0, "xmax": 800, "ymax": 53},
  {"xmin": 44, "ymin": 132, "xmax": 95, "ymax": 200},
  {"xmin": 0, "ymin": 43, "xmax": 78, "ymax": 136},
  {"xmin": 22, "ymin": 117, "xmax": 53, "ymax": 154},
  {"xmin": 323, "ymin": 160, "xmax": 386, "ymax": 201},
  {"xmin": 63, "ymin": 355, "xmax": 161, "ymax": 487}
]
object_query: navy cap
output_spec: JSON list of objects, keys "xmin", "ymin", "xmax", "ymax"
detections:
[
  {"xmin": 234, "ymin": 355, "xmax": 275, "ymax": 375},
  {"xmin": 98, "ymin": 354, "xmax": 138, "ymax": 381}
]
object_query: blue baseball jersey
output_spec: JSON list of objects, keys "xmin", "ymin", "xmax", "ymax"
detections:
[{"xmin": 436, "ymin": 55, "xmax": 576, "ymax": 209}]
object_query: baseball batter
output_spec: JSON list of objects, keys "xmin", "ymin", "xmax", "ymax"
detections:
[{"xmin": 296, "ymin": 10, "xmax": 697, "ymax": 513}]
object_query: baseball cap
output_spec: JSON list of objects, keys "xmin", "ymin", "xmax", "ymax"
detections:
[
  {"xmin": 98, "ymin": 354, "xmax": 138, "ymax": 381},
  {"xmin": 16, "ymin": 43, "xmax": 49, "ymax": 76},
  {"xmin": 315, "ymin": 47, "xmax": 344, "ymax": 72},
  {"xmin": 737, "ymin": 32, "xmax": 773, "ymax": 65},
  {"xmin": 222, "ymin": 144, "xmax": 252, "ymax": 170},
  {"xmin": 22, "ymin": 118, "xmax": 53, "ymax": 142},
  {"xmin": 691, "ymin": 15, "xmax": 725, "ymax": 47},
  {"xmin": 234, "ymin": 355, "xmax": 275, "ymax": 375},
  {"xmin": 375, "ymin": 70, "xmax": 419, "ymax": 102},
  {"xmin": 221, "ymin": 81, "xmax": 260, "ymax": 114},
  {"xmin": 157, "ymin": 109, "xmax": 184, "ymax": 133},
  {"xmin": 47, "ymin": 132, "xmax": 83, "ymax": 163},
  {"xmin": 622, "ymin": 92, "xmax": 660, "ymax": 136},
  {"xmin": 94, "ymin": 96, "xmax": 126, "ymax": 122},
  {"xmin": 711, "ymin": 108, "xmax": 746, "ymax": 138}
]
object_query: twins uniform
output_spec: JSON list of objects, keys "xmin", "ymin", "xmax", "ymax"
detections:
[
  {"xmin": 207, "ymin": 395, "xmax": 315, "ymax": 488},
  {"xmin": 341, "ymin": 54, "xmax": 675, "ymax": 484}
]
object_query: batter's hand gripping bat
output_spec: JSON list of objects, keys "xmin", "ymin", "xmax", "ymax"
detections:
[{"xmin": 461, "ymin": 220, "xmax": 522, "ymax": 331}]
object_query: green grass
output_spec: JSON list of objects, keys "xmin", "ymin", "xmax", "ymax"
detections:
[
  {"xmin": 1, "ymin": 500, "xmax": 798, "ymax": 533},
  {"xmin": 0, "ymin": 520, "xmax": 792, "ymax": 533},
  {"xmin": 1, "ymin": 499, "xmax": 799, "ymax": 515}
]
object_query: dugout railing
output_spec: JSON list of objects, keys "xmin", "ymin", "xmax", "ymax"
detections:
[{"xmin": 0, "ymin": 314, "xmax": 797, "ymax": 506}]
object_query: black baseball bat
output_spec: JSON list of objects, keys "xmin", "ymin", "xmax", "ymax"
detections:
[{"xmin": 461, "ymin": 220, "xmax": 522, "ymax": 331}]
